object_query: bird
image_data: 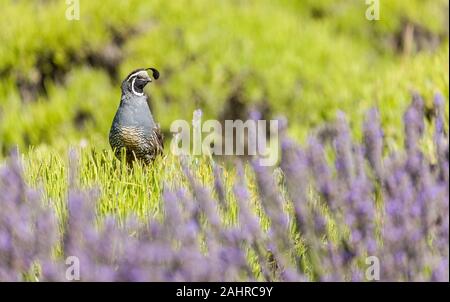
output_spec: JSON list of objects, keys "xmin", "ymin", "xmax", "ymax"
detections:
[{"xmin": 109, "ymin": 67, "xmax": 164, "ymax": 165}]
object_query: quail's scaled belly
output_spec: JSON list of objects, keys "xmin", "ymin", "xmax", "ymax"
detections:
[
  {"xmin": 110, "ymin": 125, "xmax": 149, "ymax": 161},
  {"xmin": 119, "ymin": 126, "xmax": 146, "ymax": 149}
]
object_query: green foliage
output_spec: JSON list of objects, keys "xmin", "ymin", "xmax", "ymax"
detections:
[{"xmin": 0, "ymin": 0, "xmax": 448, "ymax": 155}]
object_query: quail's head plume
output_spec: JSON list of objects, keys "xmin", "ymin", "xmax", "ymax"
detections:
[{"xmin": 109, "ymin": 67, "xmax": 163, "ymax": 165}]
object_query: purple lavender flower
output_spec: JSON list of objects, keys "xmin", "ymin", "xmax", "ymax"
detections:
[
  {"xmin": 0, "ymin": 94, "xmax": 448, "ymax": 282},
  {"xmin": 363, "ymin": 108, "xmax": 384, "ymax": 180},
  {"xmin": 334, "ymin": 111, "xmax": 355, "ymax": 186}
]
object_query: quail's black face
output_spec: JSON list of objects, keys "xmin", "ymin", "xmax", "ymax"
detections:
[{"xmin": 122, "ymin": 68, "xmax": 159, "ymax": 97}]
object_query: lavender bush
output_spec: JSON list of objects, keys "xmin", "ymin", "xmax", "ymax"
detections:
[{"xmin": 0, "ymin": 95, "xmax": 448, "ymax": 281}]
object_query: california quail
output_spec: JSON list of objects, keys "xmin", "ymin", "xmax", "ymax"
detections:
[{"xmin": 109, "ymin": 68, "xmax": 164, "ymax": 165}]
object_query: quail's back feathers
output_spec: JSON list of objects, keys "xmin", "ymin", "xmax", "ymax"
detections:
[{"xmin": 109, "ymin": 68, "xmax": 163, "ymax": 164}]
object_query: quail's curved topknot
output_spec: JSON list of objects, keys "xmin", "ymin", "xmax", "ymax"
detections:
[{"xmin": 146, "ymin": 67, "xmax": 160, "ymax": 80}]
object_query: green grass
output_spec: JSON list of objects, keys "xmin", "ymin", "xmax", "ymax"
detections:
[{"xmin": 23, "ymin": 147, "xmax": 243, "ymax": 227}]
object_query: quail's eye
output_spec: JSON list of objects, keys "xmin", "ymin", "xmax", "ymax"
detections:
[{"xmin": 137, "ymin": 76, "xmax": 149, "ymax": 82}]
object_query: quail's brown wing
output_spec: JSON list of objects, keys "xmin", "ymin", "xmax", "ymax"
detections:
[{"xmin": 152, "ymin": 124, "xmax": 164, "ymax": 155}]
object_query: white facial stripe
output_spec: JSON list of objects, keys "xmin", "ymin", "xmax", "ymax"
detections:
[
  {"xmin": 131, "ymin": 77, "xmax": 144, "ymax": 96},
  {"xmin": 127, "ymin": 70, "xmax": 148, "ymax": 82}
]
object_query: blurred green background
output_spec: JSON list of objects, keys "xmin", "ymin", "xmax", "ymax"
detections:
[{"xmin": 0, "ymin": 0, "xmax": 448, "ymax": 156}]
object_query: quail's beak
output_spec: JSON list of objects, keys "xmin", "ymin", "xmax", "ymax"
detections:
[{"xmin": 143, "ymin": 72, "xmax": 152, "ymax": 84}]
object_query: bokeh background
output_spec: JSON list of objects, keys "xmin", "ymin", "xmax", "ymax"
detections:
[{"xmin": 0, "ymin": 0, "xmax": 448, "ymax": 156}]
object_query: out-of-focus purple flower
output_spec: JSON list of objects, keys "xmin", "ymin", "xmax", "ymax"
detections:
[
  {"xmin": 0, "ymin": 94, "xmax": 448, "ymax": 282},
  {"xmin": 433, "ymin": 93, "xmax": 449, "ymax": 185},
  {"xmin": 363, "ymin": 108, "xmax": 384, "ymax": 180},
  {"xmin": 307, "ymin": 136, "xmax": 338, "ymax": 210},
  {"xmin": 403, "ymin": 94, "xmax": 424, "ymax": 155},
  {"xmin": 334, "ymin": 112, "xmax": 355, "ymax": 186},
  {"xmin": 0, "ymin": 152, "xmax": 57, "ymax": 281}
]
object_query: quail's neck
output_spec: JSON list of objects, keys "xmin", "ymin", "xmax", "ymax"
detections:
[{"xmin": 121, "ymin": 92, "xmax": 146, "ymax": 105}]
